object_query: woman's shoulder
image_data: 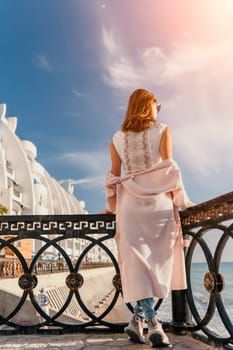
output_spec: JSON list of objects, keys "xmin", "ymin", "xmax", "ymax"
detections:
[
  {"xmin": 158, "ymin": 122, "xmax": 167, "ymax": 128},
  {"xmin": 112, "ymin": 129, "xmax": 124, "ymax": 145},
  {"xmin": 112, "ymin": 129, "xmax": 122, "ymax": 139},
  {"xmin": 150, "ymin": 122, "xmax": 168, "ymax": 133},
  {"xmin": 159, "ymin": 122, "xmax": 168, "ymax": 133}
]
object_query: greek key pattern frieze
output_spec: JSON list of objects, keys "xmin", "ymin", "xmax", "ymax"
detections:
[
  {"xmin": 0, "ymin": 214, "xmax": 116, "ymax": 236},
  {"xmin": 180, "ymin": 191, "xmax": 233, "ymax": 229}
]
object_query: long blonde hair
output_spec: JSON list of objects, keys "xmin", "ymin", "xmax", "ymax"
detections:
[{"xmin": 121, "ymin": 88, "xmax": 157, "ymax": 132}]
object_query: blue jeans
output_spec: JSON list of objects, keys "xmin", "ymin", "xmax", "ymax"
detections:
[{"xmin": 134, "ymin": 297, "xmax": 157, "ymax": 320}]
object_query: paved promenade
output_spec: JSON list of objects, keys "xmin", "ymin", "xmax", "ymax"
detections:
[{"xmin": 0, "ymin": 332, "xmax": 221, "ymax": 350}]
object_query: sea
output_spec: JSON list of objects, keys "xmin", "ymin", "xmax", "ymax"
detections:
[{"xmin": 158, "ymin": 261, "xmax": 233, "ymax": 338}]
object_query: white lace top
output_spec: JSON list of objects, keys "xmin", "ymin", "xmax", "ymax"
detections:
[{"xmin": 113, "ymin": 123, "xmax": 167, "ymax": 175}]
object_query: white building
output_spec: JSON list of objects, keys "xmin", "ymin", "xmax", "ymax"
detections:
[{"xmin": 0, "ymin": 103, "xmax": 89, "ymax": 260}]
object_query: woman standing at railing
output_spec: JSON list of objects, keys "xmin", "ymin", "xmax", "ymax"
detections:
[{"xmin": 102, "ymin": 88, "xmax": 194, "ymax": 348}]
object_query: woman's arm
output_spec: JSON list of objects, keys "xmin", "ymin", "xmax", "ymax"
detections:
[
  {"xmin": 99, "ymin": 141, "xmax": 121, "ymax": 214},
  {"xmin": 159, "ymin": 126, "xmax": 173, "ymax": 160},
  {"xmin": 110, "ymin": 141, "xmax": 121, "ymax": 176}
]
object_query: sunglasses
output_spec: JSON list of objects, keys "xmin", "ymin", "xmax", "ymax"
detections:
[{"xmin": 156, "ymin": 103, "xmax": 161, "ymax": 113}]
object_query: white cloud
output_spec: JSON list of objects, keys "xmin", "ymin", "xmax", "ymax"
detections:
[
  {"xmin": 102, "ymin": 27, "xmax": 119, "ymax": 56},
  {"xmin": 165, "ymin": 89, "xmax": 233, "ymax": 181},
  {"xmin": 60, "ymin": 175, "xmax": 105, "ymax": 189},
  {"xmin": 35, "ymin": 54, "xmax": 53, "ymax": 72},
  {"xmin": 101, "ymin": 27, "xmax": 142, "ymax": 88},
  {"xmin": 173, "ymin": 120, "xmax": 233, "ymax": 178},
  {"xmin": 162, "ymin": 43, "xmax": 215, "ymax": 78},
  {"xmin": 59, "ymin": 150, "xmax": 109, "ymax": 173},
  {"xmin": 72, "ymin": 89, "xmax": 86, "ymax": 97},
  {"xmin": 55, "ymin": 149, "xmax": 110, "ymax": 189},
  {"xmin": 101, "ymin": 27, "xmax": 233, "ymax": 89}
]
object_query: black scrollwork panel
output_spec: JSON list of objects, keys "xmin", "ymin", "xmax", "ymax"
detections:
[
  {"xmin": 0, "ymin": 214, "xmax": 129, "ymax": 333},
  {"xmin": 180, "ymin": 193, "xmax": 233, "ymax": 348}
]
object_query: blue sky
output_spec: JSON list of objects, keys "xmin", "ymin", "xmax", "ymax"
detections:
[{"xmin": 1, "ymin": 0, "xmax": 233, "ymax": 222}]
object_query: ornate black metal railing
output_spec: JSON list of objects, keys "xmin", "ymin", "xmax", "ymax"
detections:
[
  {"xmin": 0, "ymin": 192, "xmax": 232, "ymax": 348},
  {"xmin": 0, "ymin": 214, "xmax": 124, "ymax": 333},
  {"xmin": 180, "ymin": 190, "xmax": 233, "ymax": 348}
]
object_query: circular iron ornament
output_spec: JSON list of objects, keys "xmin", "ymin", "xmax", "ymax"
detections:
[
  {"xmin": 112, "ymin": 273, "xmax": 122, "ymax": 292},
  {"xmin": 18, "ymin": 274, "xmax": 38, "ymax": 291},
  {"xmin": 66, "ymin": 272, "xmax": 84, "ymax": 291},
  {"xmin": 204, "ymin": 272, "xmax": 225, "ymax": 293},
  {"xmin": 204, "ymin": 272, "xmax": 216, "ymax": 293},
  {"xmin": 216, "ymin": 273, "xmax": 225, "ymax": 292}
]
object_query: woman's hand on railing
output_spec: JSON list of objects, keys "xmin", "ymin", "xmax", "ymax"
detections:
[{"xmin": 98, "ymin": 210, "xmax": 114, "ymax": 214}]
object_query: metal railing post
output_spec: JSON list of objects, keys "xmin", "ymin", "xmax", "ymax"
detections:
[
  {"xmin": 171, "ymin": 232, "xmax": 192, "ymax": 330},
  {"xmin": 171, "ymin": 290, "xmax": 191, "ymax": 327}
]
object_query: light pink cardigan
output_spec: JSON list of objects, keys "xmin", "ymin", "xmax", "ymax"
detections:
[{"xmin": 105, "ymin": 159, "xmax": 194, "ymax": 303}]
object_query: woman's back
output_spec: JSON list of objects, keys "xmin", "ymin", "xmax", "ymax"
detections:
[{"xmin": 113, "ymin": 123, "xmax": 167, "ymax": 175}]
